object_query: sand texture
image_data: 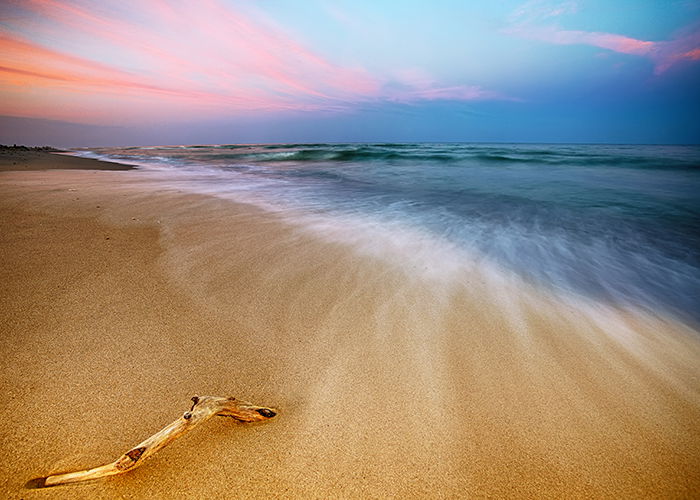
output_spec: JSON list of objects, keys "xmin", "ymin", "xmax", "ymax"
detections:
[
  {"xmin": 0, "ymin": 149, "xmax": 133, "ymax": 171},
  {"xmin": 1, "ymin": 156, "xmax": 699, "ymax": 498}
]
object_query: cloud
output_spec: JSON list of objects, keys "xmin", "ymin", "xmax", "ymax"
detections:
[
  {"xmin": 507, "ymin": 25, "xmax": 655, "ymax": 56},
  {"xmin": 509, "ymin": 0, "xmax": 578, "ymax": 25},
  {"xmin": 382, "ymin": 68, "xmax": 512, "ymax": 104},
  {"xmin": 0, "ymin": 0, "xmax": 508, "ymax": 122},
  {"xmin": 507, "ymin": 1, "xmax": 700, "ymax": 74},
  {"xmin": 651, "ymin": 29, "xmax": 700, "ymax": 73},
  {"xmin": 384, "ymin": 85, "xmax": 512, "ymax": 103}
]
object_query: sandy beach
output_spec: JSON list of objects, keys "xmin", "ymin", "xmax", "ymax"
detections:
[
  {"xmin": 0, "ymin": 148, "xmax": 134, "ymax": 171},
  {"xmin": 1, "ymin": 152, "xmax": 699, "ymax": 499}
]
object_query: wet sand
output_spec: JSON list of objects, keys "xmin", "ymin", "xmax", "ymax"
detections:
[
  {"xmin": 0, "ymin": 149, "xmax": 133, "ymax": 171},
  {"xmin": 1, "ymin": 154, "xmax": 699, "ymax": 498}
]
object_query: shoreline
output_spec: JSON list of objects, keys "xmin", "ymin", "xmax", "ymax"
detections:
[
  {"xmin": 1, "ymin": 159, "xmax": 699, "ymax": 498},
  {"xmin": 0, "ymin": 149, "xmax": 134, "ymax": 171}
]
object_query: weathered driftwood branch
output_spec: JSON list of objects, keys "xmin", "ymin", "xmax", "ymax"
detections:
[{"xmin": 27, "ymin": 395, "xmax": 276, "ymax": 488}]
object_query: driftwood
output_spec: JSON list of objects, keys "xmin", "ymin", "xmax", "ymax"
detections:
[{"xmin": 27, "ymin": 395, "xmax": 276, "ymax": 488}]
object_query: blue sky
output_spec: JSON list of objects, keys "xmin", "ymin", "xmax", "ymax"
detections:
[{"xmin": 1, "ymin": 0, "xmax": 699, "ymax": 145}]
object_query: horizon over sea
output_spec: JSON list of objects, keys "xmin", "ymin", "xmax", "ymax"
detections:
[{"xmin": 72, "ymin": 142, "xmax": 700, "ymax": 327}]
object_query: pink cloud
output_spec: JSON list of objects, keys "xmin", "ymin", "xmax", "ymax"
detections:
[
  {"xmin": 651, "ymin": 30, "xmax": 700, "ymax": 73},
  {"xmin": 681, "ymin": 47, "xmax": 700, "ymax": 60},
  {"xmin": 0, "ymin": 0, "xmax": 508, "ymax": 123},
  {"xmin": 383, "ymin": 69, "xmax": 516, "ymax": 104},
  {"xmin": 0, "ymin": 34, "xmax": 260, "ymax": 104},
  {"xmin": 386, "ymin": 85, "xmax": 510, "ymax": 103},
  {"xmin": 510, "ymin": 26, "xmax": 655, "ymax": 55},
  {"xmin": 506, "ymin": 2, "xmax": 700, "ymax": 74}
]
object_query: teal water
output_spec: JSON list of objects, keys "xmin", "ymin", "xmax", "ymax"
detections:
[{"xmin": 76, "ymin": 143, "xmax": 700, "ymax": 326}]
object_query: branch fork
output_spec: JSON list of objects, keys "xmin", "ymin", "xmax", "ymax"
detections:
[{"xmin": 28, "ymin": 395, "xmax": 277, "ymax": 488}]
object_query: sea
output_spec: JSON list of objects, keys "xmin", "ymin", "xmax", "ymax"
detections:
[{"xmin": 73, "ymin": 143, "xmax": 700, "ymax": 328}]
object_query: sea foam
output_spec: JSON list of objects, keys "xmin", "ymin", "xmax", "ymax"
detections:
[{"xmin": 70, "ymin": 143, "xmax": 700, "ymax": 328}]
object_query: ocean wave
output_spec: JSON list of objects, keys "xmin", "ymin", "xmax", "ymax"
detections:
[
  {"xmin": 72, "ymin": 142, "xmax": 700, "ymax": 325},
  {"xmin": 78, "ymin": 144, "xmax": 700, "ymax": 170},
  {"xmin": 161, "ymin": 144, "xmax": 700, "ymax": 170}
]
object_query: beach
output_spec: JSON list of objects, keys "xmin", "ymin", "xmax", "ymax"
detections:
[
  {"xmin": 1, "ymin": 151, "xmax": 699, "ymax": 498},
  {"xmin": 0, "ymin": 148, "xmax": 134, "ymax": 171}
]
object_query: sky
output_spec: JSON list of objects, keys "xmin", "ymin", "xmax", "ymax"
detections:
[{"xmin": 1, "ymin": 0, "xmax": 699, "ymax": 146}]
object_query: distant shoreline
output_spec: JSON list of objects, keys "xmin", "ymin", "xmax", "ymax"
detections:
[
  {"xmin": 4, "ymin": 141, "xmax": 698, "ymax": 151},
  {"xmin": 0, "ymin": 148, "xmax": 134, "ymax": 171}
]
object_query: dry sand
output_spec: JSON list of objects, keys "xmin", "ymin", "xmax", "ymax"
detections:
[{"xmin": 1, "ymin": 152, "xmax": 699, "ymax": 498}]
